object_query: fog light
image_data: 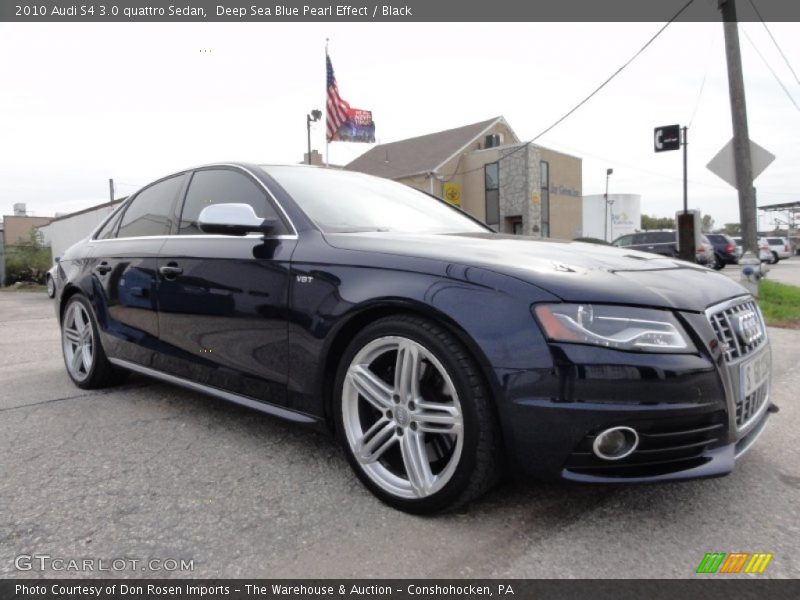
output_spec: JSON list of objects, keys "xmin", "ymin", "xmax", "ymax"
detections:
[{"xmin": 592, "ymin": 426, "xmax": 639, "ymax": 461}]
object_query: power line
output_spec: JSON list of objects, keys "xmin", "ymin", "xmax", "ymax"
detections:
[
  {"xmin": 442, "ymin": 0, "xmax": 697, "ymax": 182},
  {"xmin": 747, "ymin": 0, "xmax": 800, "ymax": 88},
  {"xmin": 742, "ymin": 28, "xmax": 800, "ymax": 112},
  {"xmin": 687, "ymin": 34, "xmax": 713, "ymax": 128}
]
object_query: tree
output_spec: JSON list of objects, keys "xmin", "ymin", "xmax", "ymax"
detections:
[
  {"xmin": 3, "ymin": 226, "xmax": 52, "ymax": 285},
  {"xmin": 721, "ymin": 222, "xmax": 741, "ymax": 236},
  {"xmin": 702, "ymin": 214, "xmax": 715, "ymax": 232},
  {"xmin": 641, "ymin": 214, "xmax": 676, "ymax": 230}
]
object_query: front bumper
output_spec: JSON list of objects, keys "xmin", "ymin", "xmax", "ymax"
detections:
[{"xmin": 497, "ymin": 298, "xmax": 771, "ymax": 483}]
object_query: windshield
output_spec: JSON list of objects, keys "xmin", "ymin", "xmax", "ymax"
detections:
[{"xmin": 262, "ymin": 166, "xmax": 489, "ymax": 234}]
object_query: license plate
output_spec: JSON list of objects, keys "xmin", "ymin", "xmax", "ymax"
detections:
[{"xmin": 741, "ymin": 351, "xmax": 770, "ymax": 398}]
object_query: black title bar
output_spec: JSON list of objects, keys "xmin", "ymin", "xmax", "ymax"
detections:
[
  {"xmin": 3, "ymin": 579, "xmax": 800, "ymax": 600},
  {"xmin": 2, "ymin": 0, "xmax": 800, "ymax": 22}
]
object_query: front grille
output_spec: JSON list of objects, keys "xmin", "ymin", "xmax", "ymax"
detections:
[
  {"xmin": 737, "ymin": 380, "xmax": 769, "ymax": 428},
  {"xmin": 707, "ymin": 299, "xmax": 766, "ymax": 362},
  {"xmin": 563, "ymin": 411, "xmax": 726, "ymax": 478}
]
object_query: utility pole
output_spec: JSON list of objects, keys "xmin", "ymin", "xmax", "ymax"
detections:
[
  {"xmin": 677, "ymin": 126, "xmax": 694, "ymax": 262},
  {"xmin": 108, "ymin": 178, "xmax": 114, "ymax": 203},
  {"xmin": 720, "ymin": 0, "xmax": 757, "ymax": 256}
]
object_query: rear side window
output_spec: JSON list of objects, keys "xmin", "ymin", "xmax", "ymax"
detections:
[
  {"xmin": 178, "ymin": 169, "xmax": 286, "ymax": 235},
  {"xmin": 117, "ymin": 175, "xmax": 185, "ymax": 238},
  {"xmin": 94, "ymin": 205, "xmax": 125, "ymax": 239}
]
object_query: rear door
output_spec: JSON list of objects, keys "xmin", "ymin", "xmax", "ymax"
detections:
[
  {"xmin": 154, "ymin": 167, "xmax": 297, "ymax": 408},
  {"xmin": 87, "ymin": 173, "xmax": 187, "ymax": 367}
]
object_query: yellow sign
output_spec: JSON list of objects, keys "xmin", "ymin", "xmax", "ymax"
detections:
[
  {"xmin": 444, "ymin": 183, "xmax": 461, "ymax": 206},
  {"xmin": 531, "ymin": 192, "xmax": 540, "ymax": 205}
]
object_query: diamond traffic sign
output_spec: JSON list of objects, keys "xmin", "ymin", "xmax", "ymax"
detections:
[{"xmin": 706, "ymin": 138, "xmax": 775, "ymax": 190}]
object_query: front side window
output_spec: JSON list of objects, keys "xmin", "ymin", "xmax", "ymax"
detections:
[
  {"xmin": 117, "ymin": 175, "xmax": 185, "ymax": 238},
  {"xmin": 178, "ymin": 169, "xmax": 286, "ymax": 235},
  {"xmin": 484, "ymin": 162, "xmax": 500, "ymax": 227},
  {"xmin": 263, "ymin": 166, "xmax": 487, "ymax": 234},
  {"xmin": 612, "ymin": 234, "xmax": 633, "ymax": 247}
]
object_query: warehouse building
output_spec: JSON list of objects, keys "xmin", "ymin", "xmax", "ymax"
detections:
[
  {"xmin": 346, "ymin": 117, "xmax": 583, "ymax": 238},
  {"xmin": 38, "ymin": 199, "xmax": 122, "ymax": 261}
]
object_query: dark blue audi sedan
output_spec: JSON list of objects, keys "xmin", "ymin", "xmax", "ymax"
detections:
[{"xmin": 53, "ymin": 163, "xmax": 772, "ymax": 513}]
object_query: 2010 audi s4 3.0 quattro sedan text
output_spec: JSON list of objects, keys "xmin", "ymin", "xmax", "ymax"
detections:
[{"xmin": 53, "ymin": 163, "xmax": 773, "ymax": 513}]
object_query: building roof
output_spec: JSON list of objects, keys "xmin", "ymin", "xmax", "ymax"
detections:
[
  {"xmin": 41, "ymin": 198, "xmax": 126, "ymax": 225},
  {"xmin": 346, "ymin": 116, "xmax": 518, "ymax": 179}
]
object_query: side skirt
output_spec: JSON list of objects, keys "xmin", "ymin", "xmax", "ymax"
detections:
[{"xmin": 108, "ymin": 358, "xmax": 320, "ymax": 426}]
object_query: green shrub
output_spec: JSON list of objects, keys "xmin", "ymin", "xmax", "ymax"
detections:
[{"xmin": 3, "ymin": 227, "xmax": 52, "ymax": 286}]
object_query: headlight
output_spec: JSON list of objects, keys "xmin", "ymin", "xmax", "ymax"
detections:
[{"xmin": 533, "ymin": 303, "xmax": 694, "ymax": 353}]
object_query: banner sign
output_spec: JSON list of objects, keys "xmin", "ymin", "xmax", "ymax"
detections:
[{"xmin": 331, "ymin": 108, "xmax": 376, "ymax": 143}]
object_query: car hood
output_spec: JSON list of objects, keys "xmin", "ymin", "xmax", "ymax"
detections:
[{"xmin": 324, "ymin": 231, "xmax": 749, "ymax": 312}]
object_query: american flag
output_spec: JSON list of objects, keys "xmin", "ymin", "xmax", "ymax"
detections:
[{"xmin": 326, "ymin": 55, "xmax": 351, "ymax": 142}]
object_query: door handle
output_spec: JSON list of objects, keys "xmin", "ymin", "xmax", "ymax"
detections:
[
  {"xmin": 95, "ymin": 262, "xmax": 112, "ymax": 275},
  {"xmin": 159, "ymin": 263, "xmax": 183, "ymax": 279}
]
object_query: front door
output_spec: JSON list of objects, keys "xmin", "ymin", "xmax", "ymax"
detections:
[{"xmin": 154, "ymin": 167, "xmax": 296, "ymax": 408}]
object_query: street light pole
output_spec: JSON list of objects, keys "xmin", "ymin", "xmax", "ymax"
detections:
[
  {"xmin": 306, "ymin": 109, "xmax": 322, "ymax": 165},
  {"xmin": 604, "ymin": 168, "xmax": 613, "ymax": 242}
]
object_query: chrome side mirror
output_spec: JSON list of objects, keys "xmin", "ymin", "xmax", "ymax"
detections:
[{"xmin": 198, "ymin": 203, "xmax": 276, "ymax": 236}]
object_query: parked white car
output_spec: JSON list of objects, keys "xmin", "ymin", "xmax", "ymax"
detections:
[
  {"xmin": 733, "ymin": 237, "xmax": 772, "ymax": 263},
  {"xmin": 765, "ymin": 237, "xmax": 792, "ymax": 264}
]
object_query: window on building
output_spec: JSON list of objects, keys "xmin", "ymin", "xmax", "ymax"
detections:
[
  {"xmin": 178, "ymin": 169, "xmax": 287, "ymax": 235},
  {"xmin": 540, "ymin": 161, "xmax": 550, "ymax": 238},
  {"xmin": 116, "ymin": 175, "xmax": 185, "ymax": 238},
  {"xmin": 485, "ymin": 162, "xmax": 500, "ymax": 227}
]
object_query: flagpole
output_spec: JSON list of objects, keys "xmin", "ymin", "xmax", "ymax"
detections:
[{"xmin": 325, "ymin": 38, "xmax": 329, "ymax": 167}]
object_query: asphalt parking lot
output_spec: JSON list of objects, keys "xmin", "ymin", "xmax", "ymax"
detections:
[{"xmin": 1, "ymin": 290, "xmax": 798, "ymax": 579}]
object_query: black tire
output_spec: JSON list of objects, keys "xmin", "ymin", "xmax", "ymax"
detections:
[
  {"xmin": 61, "ymin": 295, "xmax": 128, "ymax": 389},
  {"xmin": 46, "ymin": 274, "xmax": 56, "ymax": 298},
  {"xmin": 333, "ymin": 315, "xmax": 502, "ymax": 514},
  {"xmin": 713, "ymin": 255, "xmax": 724, "ymax": 270},
  {"xmin": 771, "ymin": 251, "xmax": 780, "ymax": 264}
]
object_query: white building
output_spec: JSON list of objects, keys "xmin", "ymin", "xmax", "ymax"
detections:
[
  {"xmin": 38, "ymin": 200, "xmax": 122, "ymax": 260},
  {"xmin": 581, "ymin": 194, "xmax": 641, "ymax": 243}
]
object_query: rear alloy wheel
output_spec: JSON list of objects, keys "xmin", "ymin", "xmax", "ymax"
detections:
[
  {"xmin": 61, "ymin": 295, "xmax": 127, "ymax": 389},
  {"xmin": 335, "ymin": 316, "xmax": 501, "ymax": 513},
  {"xmin": 46, "ymin": 275, "xmax": 56, "ymax": 298}
]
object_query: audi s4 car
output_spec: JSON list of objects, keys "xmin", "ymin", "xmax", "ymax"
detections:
[{"xmin": 53, "ymin": 163, "xmax": 773, "ymax": 513}]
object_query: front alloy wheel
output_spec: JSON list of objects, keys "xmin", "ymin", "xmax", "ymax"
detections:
[{"xmin": 335, "ymin": 316, "xmax": 501, "ymax": 513}]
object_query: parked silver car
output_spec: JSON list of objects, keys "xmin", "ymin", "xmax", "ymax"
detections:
[{"xmin": 695, "ymin": 235, "xmax": 715, "ymax": 267}]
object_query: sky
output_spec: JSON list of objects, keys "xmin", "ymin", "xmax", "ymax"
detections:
[{"xmin": 1, "ymin": 20, "xmax": 798, "ymax": 231}]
